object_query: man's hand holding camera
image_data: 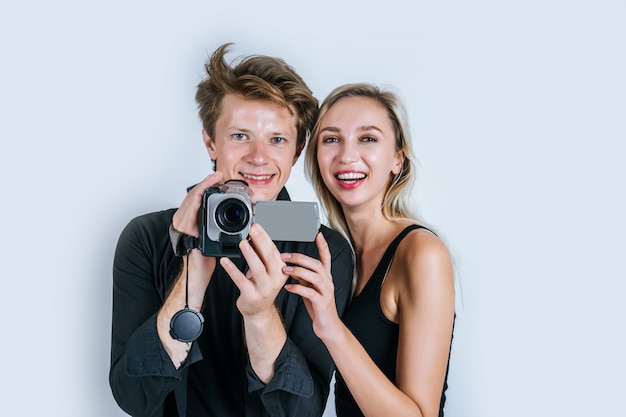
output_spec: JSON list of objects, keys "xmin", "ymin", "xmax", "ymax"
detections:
[
  {"xmin": 156, "ymin": 171, "xmax": 223, "ymax": 368},
  {"xmin": 220, "ymin": 223, "xmax": 289, "ymax": 383},
  {"xmin": 221, "ymin": 224, "xmax": 288, "ymax": 317}
]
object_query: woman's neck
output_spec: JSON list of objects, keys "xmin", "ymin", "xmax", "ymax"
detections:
[{"xmin": 345, "ymin": 209, "xmax": 396, "ymax": 257}]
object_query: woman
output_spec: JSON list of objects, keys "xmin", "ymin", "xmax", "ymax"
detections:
[{"xmin": 282, "ymin": 83, "xmax": 455, "ymax": 417}]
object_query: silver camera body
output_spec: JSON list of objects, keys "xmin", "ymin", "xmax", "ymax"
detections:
[
  {"xmin": 199, "ymin": 179, "xmax": 320, "ymax": 257},
  {"xmin": 205, "ymin": 180, "xmax": 253, "ymax": 243}
]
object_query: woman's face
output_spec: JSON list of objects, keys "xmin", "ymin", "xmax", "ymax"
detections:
[{"xmin": 316, "ymin": 96, "xmax": 403, "ymax": 211}]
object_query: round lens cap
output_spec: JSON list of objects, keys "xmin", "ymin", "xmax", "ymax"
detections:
[{"xmin": 169, "ymin": 308, "xmax": 204, "ymax": 342}]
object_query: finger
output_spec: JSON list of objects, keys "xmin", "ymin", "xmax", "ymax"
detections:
[
  {"xmin": 220, "ymin": 256, "xmax": 251, "ymax": 291},
  {"xmin": 174, "ymin": 171, "xmax": 224, "ymax": 234},
  {"xmin": 247, "ymin": 224, "xmax": 281, "ymax": 266},
  {"xmin": 186, "ymin": 171, "xmax": 225, "ymax": 208},
  {"xmin": 282, "ymin": 253, "xmax": 334, "ymax": 293},
  {"xmin": 284, "ymin": 282, "xmax": 321, "ymax": 301},
  {"xmin": 234, "ymin": 239, "xmax": 267, "ymax": 276},
  {"xmin": 316, "ymin": 232, "xmax": 333, "ymax": 275},
  {"xmin": 246, "ymin": 225, "xmax": 288, "ymax": 284},
  {"xmin": 283, "ymin": 265, "xmax": 326, "ymax": 293},
  {"xmin": 281, "ymin": 252, "xmax": 322, "ymax": 273},
  {"xmin": 191, "ymin": 171, "xmax": 224, "ymax": 194}
]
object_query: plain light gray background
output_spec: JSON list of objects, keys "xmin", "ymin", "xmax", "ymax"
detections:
[{"xmin": 1, "ymin": 1, "xmax": 624, "ymax": 416}]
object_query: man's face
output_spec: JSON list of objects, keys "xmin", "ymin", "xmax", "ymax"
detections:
[{"xmin": 203, "ymin": 94, "xmax": 299, "ymax": 203}]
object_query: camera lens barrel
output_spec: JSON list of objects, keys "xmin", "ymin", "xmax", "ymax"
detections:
[
  {"xmin": 200, "ymin": 180, "xmax": 253, "ymax": 256},
  {"xmin": 215, "ymin": 198, "xmax": 250, "ymax": 233}
]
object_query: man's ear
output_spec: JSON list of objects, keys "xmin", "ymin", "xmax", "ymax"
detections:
[
  {"xmin": 292, "ymin": 142, "xmax": 305, "ymax": 166},
  {"xmin": 202, "ymin": 129, "xmax": 217, "ymax": 160}
]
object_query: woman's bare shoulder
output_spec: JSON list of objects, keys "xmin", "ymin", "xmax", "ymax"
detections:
[{"xmin": 393, "ymin": 226, "xmax": 453, "ymax": 290}]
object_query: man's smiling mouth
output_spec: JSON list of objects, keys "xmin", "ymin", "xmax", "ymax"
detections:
[{"xmin": 241, "ymin": 173, "xmax": 274, "ymax": 181}]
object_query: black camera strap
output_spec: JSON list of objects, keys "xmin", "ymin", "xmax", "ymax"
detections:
[
  {"xmin": 169, "ymin": 252, "xmax": 204, "ymax": 343},
  {"xmin": 182, "ymin": 235, "xmax": 199, "ymax": 253}
]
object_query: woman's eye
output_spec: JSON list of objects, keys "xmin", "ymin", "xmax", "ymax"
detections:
[
  {"xmin": 362, "ymin": 136, "xmax": 377, "ymax": 143},
  {"xmin": 322, "ymin": 136, "xmax": 339, "ymax": 143}
]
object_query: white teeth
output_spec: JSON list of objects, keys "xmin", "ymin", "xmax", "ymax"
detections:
[
  {"xmin": 243, "ymin": 174, "xmax": 272, "ymax": 181},
  {"xmin": 337, "ymin": 172, "xmax": 366, "ymax": 180}
]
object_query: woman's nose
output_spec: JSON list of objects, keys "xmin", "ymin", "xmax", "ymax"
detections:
[{"xmin": 338, "ymin": 141, "xmax": 359, "ymax": 164}]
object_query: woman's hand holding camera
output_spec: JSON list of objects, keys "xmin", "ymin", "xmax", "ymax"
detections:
[{"xmin": 282, "ymin": 233, "xmax": 342, "ymax": 342}]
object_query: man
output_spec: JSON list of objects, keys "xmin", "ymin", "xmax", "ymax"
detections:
[{"xmin": 109, "ymin": 43, "xmax": 354, "ymax": 417}]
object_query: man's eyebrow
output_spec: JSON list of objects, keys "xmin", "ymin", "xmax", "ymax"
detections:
[
  {"xmin": 228, "ymin": 126, "xmax": 252, "ymax": 133},
  {"xmin": 228, "ymin": 127, "xmax": 294, "ymax": 137}
]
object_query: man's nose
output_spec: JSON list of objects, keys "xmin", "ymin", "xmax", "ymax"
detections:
[{"xmin": 247, "ymin": 139, "xmax": 270, "ymax": 164}]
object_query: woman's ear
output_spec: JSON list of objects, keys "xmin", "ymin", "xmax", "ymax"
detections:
[{"xmin": 392, "ymin": 150, "xmax": 405, "ymax": 175}]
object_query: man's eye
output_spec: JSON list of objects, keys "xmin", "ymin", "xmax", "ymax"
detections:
[
  {"xmin": 233, "ymin": 133, "xmax": 247, "ymax": 140},
  {"xmin": 271, "ymin": 137, "xmax": 286, "ymax": 144}
]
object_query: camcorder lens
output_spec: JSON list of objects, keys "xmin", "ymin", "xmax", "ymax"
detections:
[{"xmin": 215, "ymin": 199, "xmax": 250, "ymax": 233}]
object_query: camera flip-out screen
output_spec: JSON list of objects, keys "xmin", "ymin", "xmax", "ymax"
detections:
[{"xmin": 254, "ymin": 201, "xmax": 320, "ymax": 242}]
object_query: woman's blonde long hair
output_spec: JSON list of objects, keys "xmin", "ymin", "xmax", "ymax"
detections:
[{"xmin": 305, "ymin": 83, "xmax": 423, "ymax": 242}]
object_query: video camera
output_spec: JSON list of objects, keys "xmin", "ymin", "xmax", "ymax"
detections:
[{"xmin": 198, "ymin": 180, "xmax": 320, "ymax": 257}]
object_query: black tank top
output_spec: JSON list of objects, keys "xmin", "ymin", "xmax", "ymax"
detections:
[{"xmin": 335, "ymin": 224, "xmax": 451, "ymax": 417}]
